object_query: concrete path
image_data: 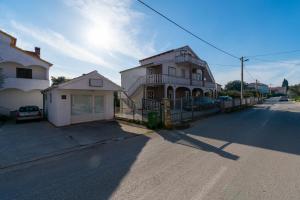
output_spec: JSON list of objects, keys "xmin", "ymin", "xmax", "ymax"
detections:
[{"xmin": 0, "ymin": 120, "xmax": 149, "ymax": 168}]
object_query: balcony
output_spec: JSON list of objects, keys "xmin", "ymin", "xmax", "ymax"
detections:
[
  {"xmin": 204, "ymin": 81, "xmax": 216, "ymax": 89},
  {"xmin": 146, "ymin": 74, "xmax": 190, "ymax": 85},
  {"xmin": 175, "ymin": 54, "xmax": 206, "ymax": 67},
  {"xmin": 126, "ymin": 74, "xmax": 216, "ymax": 97},
  {"xmin": 1, "ymin": 78, "xmax": 49, "ymax": 91}
]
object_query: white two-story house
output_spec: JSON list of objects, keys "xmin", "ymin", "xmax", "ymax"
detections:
[
  {"xmin": 120, "ymin": 46, "xmax": 217, "ymax": 108},
  {"xmin": 0, "ymin": 30, "xmax": 52, "ymax": 115}
]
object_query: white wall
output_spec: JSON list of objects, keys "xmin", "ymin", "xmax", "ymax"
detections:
[
  {"xmin": 0, "ymin": 62, "xmax": 47, "ymax": 80},
  {"xmin": 46, "ymin": 89, "xmax": 115, "ymax": 126},
  {"xmin": 121, "ymin": 67, "xmax": 146, "ymax": 91},
  {"xmin": 0, "ymin": 89, "xmax": 43, "ymax": 112}
]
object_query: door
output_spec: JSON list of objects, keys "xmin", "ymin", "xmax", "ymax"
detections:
[
  {"xmin": 94, "ymin": 95, "xmax": 105, "ymax": 120},
  {"xmin": 71, "ymin": 94, "xmax": 105, "ymax": 124}
]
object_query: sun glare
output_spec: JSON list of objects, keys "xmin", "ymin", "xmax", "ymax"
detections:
[{"xmin": 86, "ymin": 25, "xmax": 115, "ymax": 49}]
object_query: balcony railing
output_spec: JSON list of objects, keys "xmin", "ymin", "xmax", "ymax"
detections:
[
  {"xmin": 204, "ymin": 81, "xmax": 216, "ymax": 89},
  {"xmin": 1, "ymin": 78, "xmax": 49, "ymax": 91},
  {"xmin": 146, "ymin": 74, "xmax": 190, "ymax": 85},
  {"xmin": 175, "ymin": 54, "xmax": 206, "ymax": 67},
  {"xmin": 126, "ymin": 74, "xmax": 216, "ymax": 96}
]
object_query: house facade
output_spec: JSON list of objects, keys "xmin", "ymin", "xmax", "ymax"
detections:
[
  {"xmin": 270, "ymin": 86, "xmax": 287, "ymax": 95},
  {"xmin": 0, "ymin": 30, "xmax": 52, "ymax": 115},
  {"xmin": 120, "ymin": 46, "xmax": 217, "ymax": 107},
  {"xmin": 42, "ymin": 71, "xmax": 121, "ymax": 126},
  {"xmin": 247, "ymin": 82, "xmax": 270, "ymax": 95}
]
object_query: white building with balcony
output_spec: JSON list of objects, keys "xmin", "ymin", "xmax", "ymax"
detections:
[
  {"xmin": 0, "ymin": 30, "xmax": 52, "ymax": 115},
  {"xmin": 120, "ymin": 46, "xmax": 218, "ymax": 108}
]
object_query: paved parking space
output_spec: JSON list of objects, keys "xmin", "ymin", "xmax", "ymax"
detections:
[{"xmin": 0, "ymin": 120, "xmax": 149, "ymax": 168}]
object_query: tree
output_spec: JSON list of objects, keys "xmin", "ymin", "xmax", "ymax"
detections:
[
  {"xmin": 51, "ymin": 76, "xmax": 71, "ymax": 86},
  {"xmin": 225, "ymin": 80, "xmax": 247, "ymax": 91},
  {"xmin": 289, "ymin": 84, "xmax": 300, "ymax": 97},
  {"xmin": 282, "ymin": 78, "xmax": 289, "ymax": 90}
]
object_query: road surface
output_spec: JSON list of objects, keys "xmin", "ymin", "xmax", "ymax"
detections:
[{"xmin": 1, "ymin": 98, "xmax": 300, "ymax": 200}]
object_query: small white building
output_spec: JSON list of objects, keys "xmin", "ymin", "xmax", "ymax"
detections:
[
  {"xmin": 0, "ymin": 30, "xmax": 52, "ymax": 115},
  {"xmin": 42, "ymin": 71, "xmax": 121, "ymax": 127}
]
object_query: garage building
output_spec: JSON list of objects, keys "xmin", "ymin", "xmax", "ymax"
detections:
[{"xmin": 42, "ymin": 71, "xmax": 121, "ymax": 126}]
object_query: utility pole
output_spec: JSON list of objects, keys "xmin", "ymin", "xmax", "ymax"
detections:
[
  {"xmin": 255, "ymin": 79, "xmax": 258, "ymax": 97},
  {"xmin": 240, "ymin": 57, "xmax": 244, "ymax": 101},
  {"xmin": 240, "ymin": 56, "xmax": 249, "ymax": 102}
]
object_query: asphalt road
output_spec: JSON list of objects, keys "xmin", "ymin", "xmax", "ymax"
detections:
[{"xmin": 1, "ymin": 98, "xmax": 300, "ymax": 200}]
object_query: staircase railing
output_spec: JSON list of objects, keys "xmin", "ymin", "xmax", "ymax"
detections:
[{"xmin": 127, "ymin": 76, "xmax": 146, "ymax": 97}]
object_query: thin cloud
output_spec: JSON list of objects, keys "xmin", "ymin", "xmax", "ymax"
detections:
[
  {"xmin": 64, "ymin": 0, "xmax": 156, "ymax": 59},
  {"xmin": 10, "ymin": 20, "xmax": 112, "ymax": 68},
  {"xmin": 213, "ymin": 59, "xmax": 300, "ymax": 86}
]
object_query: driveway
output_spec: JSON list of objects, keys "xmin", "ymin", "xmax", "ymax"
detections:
[{"xmin": 0, "ymin": 120, "xmax": 149, "ymax": 168}]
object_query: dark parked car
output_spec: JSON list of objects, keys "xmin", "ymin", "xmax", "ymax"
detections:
[
  {"xmin": 16, "ymin": 106, "xmax": 42, "ymax": 123},
  {"xmin": 184, "ymin": 97, "xmax": 216, "ymax": 111},
  {"xmin": 215, "ymin": 96, "xmax": 233, "ymax": 103}
]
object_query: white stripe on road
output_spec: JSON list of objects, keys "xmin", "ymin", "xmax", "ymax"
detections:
[{"xmin": 191, "ymin": 166, "xmax": 227, "ymax": 200}]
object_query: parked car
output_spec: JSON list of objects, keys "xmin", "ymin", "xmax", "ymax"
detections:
[
  {"xmin": 216, "ymin": 96, "xmax": 233, "ymax": 103},
  {"xmin": 279, "ymin": 96, "xmax": 288, "ymax": 101},
  {"xmin": 184, "ymin": 97, "xmax": 216, "ymax": 111},
  {"xmin": 16, "ymin": 106, "xmax": 42, "ymax": 123}
]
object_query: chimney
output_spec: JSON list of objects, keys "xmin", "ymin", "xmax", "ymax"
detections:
[{"xmin": 35, "ymin": 47, "xmax": 40, "ymax": 57}]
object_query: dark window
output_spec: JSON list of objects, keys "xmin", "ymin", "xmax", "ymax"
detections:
[
  {"xmin": 16, "ymin": 68, "xmax": 32, "ymax": 79},
  {"xmin": 61, "ymin": 95, "xmax": 67, "ymax": 100}
]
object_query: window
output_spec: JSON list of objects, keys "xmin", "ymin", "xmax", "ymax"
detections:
[
  {"xmin": 71, "ymin": 95, "xmax": 93, "ymax": 115},
  {"xmin": 94, "ymin": 96, "xmax": 104, "ymax": 113},
  {"xmin": 148, "ymin": 68, "xmax": 155, "ymax": 75},
  {"xmin": 181, "ymin": 69, "xmax": 186, "ymax": 78},
  {"xmin": 168, "ymin": 67, "xmax": 176, "ymax": 76},
  {"xmin": 147, "ymin": 90, "xmax": 154, "ymax": 99},
  {"xmin": 16, "ymin": 68, "xmax": 32, "ymax": 79},
  {"xmin": 61, "ymin": 95, "xmax": 67, "ymax": 100}
]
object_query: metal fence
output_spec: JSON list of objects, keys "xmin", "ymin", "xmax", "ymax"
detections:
[
  {"xmin": 114, "ymin": 95, "xmax": 262, "ymax": 125},
  {"xmin": 114, "ymin": 97, "xmax": 162, "ymax": 123},
  {"xmin": 170, "ymin": 97, "xmax": 220, "ymax": 123}
]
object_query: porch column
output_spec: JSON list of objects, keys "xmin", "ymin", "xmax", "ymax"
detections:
[
  {"xmin": 164, "ymin": 85, "xmax": 168, "ymax": 98},
  {"xmin": 173, "ymin": 86, "xmax": 176, "ymax": 108},
  {"xmin": 202, "ymin": 69, "xmax": 205, "ymax": 87}
]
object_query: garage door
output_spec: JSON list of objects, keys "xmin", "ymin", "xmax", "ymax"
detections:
[{"xmin": 71, "ymin": 95, "xmax": 105, "ymax": 124}]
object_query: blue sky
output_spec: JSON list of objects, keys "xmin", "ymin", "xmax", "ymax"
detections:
[{"xmin": 1, "ymin": 0, "xmax": 300, "ymax": 86}]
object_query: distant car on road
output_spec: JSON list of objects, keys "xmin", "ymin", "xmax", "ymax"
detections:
[
  {"xmin": 16, "ymin": 106, "xmax": 42, "ymax": 123},
  {"xmin": 279, "ymin": 96, "xmax": 289, "ymax": 101},
  {"xmin": 216, "ymin": 96, "xmax": 233, "ymax": 103}
]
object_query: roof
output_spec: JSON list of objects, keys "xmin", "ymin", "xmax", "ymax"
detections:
[
  {"xmin": 43, "ymin": 70, "xmax": 121, "ymax": 92},
  {"xmin": 120, "ymin": 45, "xmax": 195, "ymax": 73},
  {"xmin": 119, "ymin": 63, "xmax": 155, "ymax": 73},
  {"xmin": 0, "ymin": 29, "xmax": 53, "ymax": 66}
]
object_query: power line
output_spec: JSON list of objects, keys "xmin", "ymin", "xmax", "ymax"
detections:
[
  {"xmin": 251, "ymin": 57, "xmax": 300, "ymax": 66},
  {"xmin": 247, "ymin": 49, "xmax": 300, "ymax": 58},
  {"xmin": 137, "ymin": 0, "xmax": 240, "ymax": 60},
  {"xmin": 244, "ymin": 67, "xmax": 257, "ymax": 82}
]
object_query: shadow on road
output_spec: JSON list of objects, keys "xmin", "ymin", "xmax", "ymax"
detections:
[
  {"xmin": 158, "ymin": 131, "xmax": 239, "ymax": 161},
  {"xmin": 0, "ymin": 121, "xmax": 151, "ymax": 200},
  {"xmin": 182, "ymin": 104, "xmax": 300, "ymax": 158}
]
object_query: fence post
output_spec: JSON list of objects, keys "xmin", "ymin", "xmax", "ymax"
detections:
[
  {"xmin": 180, "ymin": 97, "xmax": 183, "ymax": 122},
  {"xmin": 162, "ymin": 98, "xmax": 172, "ymax": 128}
]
